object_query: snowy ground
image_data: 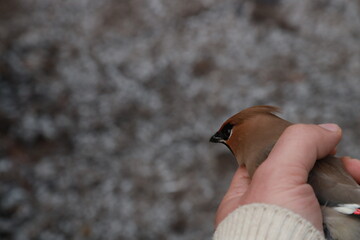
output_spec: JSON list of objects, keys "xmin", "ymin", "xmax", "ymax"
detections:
[{"xmin": 1, "ymin": 0, "xmax": 360, "ymax": 239}]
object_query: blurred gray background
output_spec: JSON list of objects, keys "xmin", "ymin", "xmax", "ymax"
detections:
[{"xmin": 1, "ymin": 0, "xmax": 360, "ymax": 239}]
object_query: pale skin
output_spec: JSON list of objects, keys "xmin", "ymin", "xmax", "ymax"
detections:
[{"xmin": 215, "ymin": 124, "xmax": 360, "ymax": 232}]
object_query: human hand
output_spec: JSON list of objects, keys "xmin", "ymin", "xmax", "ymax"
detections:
[{"xmin": 215, "ymin": 124, "xmax": 360, "ymax": 231}]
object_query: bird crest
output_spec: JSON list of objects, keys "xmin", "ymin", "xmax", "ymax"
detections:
[{"xmin": 224, "ymin": 105, "xmax": 281, "ymax": 126}]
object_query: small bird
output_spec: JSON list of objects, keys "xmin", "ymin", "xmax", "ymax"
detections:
[{"xmin": 210, "ymin": 105, "xmax": 360, "ymax": 240}]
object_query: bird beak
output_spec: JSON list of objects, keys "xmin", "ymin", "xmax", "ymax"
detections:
[{"xmin": 209, "ymin": 132, "xmax": 224, "ymax": 143}]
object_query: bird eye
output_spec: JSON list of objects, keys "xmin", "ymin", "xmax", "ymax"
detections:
[{"xmin": 221, "ymin": 123, "xmax": 233, "ymax": 140}]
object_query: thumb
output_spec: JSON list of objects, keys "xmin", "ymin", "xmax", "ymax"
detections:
[
  {"xmin": 215, "ymin": 166, "xmax": 250, "ymax": 227},
  {"xmin": 265, "ymin": 124, "xmax": 341, "ymax": 184}
]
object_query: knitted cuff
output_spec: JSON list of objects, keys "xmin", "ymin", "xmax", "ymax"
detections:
[{"xmin": 213, "ymin": 203, "xmax": 325, "ymax": 240}]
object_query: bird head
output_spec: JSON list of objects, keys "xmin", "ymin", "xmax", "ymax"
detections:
[{"xmin": 210, "ymin": 105, "xmax": 292, "ymax": 177}]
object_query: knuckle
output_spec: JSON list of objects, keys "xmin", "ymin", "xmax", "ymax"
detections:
[
  {"xmin": 284, "ymin": 124, "xmax": 312, "ymax": 136},
  {"xmin": 283, "ymin": 124, "xmax": 321, "ymax": 147}
]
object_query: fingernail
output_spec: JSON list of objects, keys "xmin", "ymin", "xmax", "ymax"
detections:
[{"xmin": 318, "ymin": 123, "xmax": 339, "ymax": 132}]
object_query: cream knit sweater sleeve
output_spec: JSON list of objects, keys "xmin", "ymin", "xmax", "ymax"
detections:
[{"xmin": 214, "ymin": 203, "xmax": 325, "ymax": 240}]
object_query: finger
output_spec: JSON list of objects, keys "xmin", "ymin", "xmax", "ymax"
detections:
[
  {"xmin": 342, "ymin": 156, "xmax": 360, "ymax": 184},
  {"xmin": 265, "ymin": 124, "xmax": 342, "ymax": 183},
  {"xmin": 215, "ymin": 166, "xmax": 250, "ymax": 227}
]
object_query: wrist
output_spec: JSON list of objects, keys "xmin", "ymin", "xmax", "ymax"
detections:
[{"xmin": 214, "ymin": 203, "xmax": 324, "ymax": 240}]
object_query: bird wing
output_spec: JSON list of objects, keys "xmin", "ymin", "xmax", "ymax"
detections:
[{"xmin": 309, "ymin": 156, "xmax": 360, "ymax": 205}]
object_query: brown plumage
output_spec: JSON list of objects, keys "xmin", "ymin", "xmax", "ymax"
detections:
[{"xmin": 210, "ymin": 105, "xmax": 360, "ymax": 240}]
